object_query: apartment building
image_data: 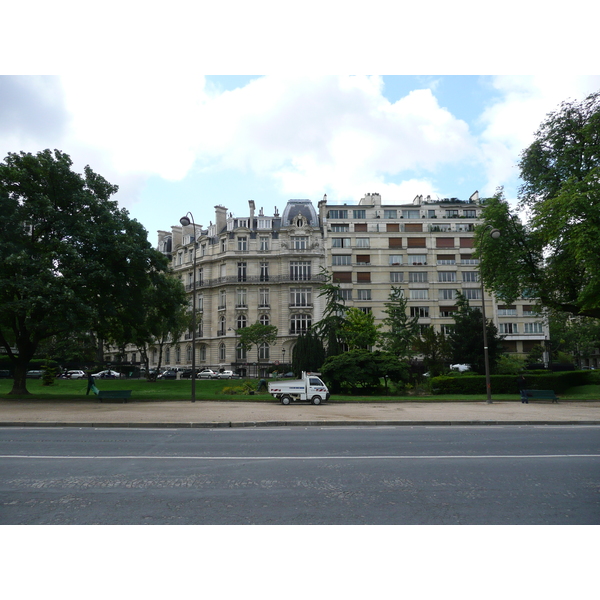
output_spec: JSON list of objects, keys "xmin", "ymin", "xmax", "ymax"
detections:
[{"xmin": 107, "ymin": 192, "xmax": 548, "ymax": 374}]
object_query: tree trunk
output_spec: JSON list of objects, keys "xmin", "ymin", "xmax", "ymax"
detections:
[{"xmin": 9, "ymin": 357, "xmax": 32, "ymax": 395}]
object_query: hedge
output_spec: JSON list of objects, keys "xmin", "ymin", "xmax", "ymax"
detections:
[{"xmin": 430, "ymin": 370, "xmax": 599, "ymax": 395}]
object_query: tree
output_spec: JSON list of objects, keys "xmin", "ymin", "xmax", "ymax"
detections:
[
  {"xmin": 313, "ymin": 268, "xmax": 348, "ymax": 357},
  {"xmin": 448, "ymin": 293, "xmax": 504, "ymax": 375},
  {"xmin": 380, "ymin": 287, "xmax": 420, "ymax": 360},
  {"xmin": 320, "ymin": 349, "xmax": 409, "ymax": 394},
  {"xmin": 476, "ymin": 92, "xmax": 600, "ymax": 319},
  {"xmin": 340, "ymin": 307, "xmax": 381, "ymax": 350},
  {"xmin": 291, "ymin": 330, "xmax": 326, "ymax": 376},
  {"xmin": 0, "ymin": 149, "xmax": 173, "ymax": 394},
  {"xmin": 413, "ymin": 325, "xmax": 451, "ymax": 377},
  {"xmin": 547, "ymin": 310, "xmax": 600, "ymax": 368},
  {"xmin": 237, "ymin": 322, "xmax": 278, "ymax": 373}
]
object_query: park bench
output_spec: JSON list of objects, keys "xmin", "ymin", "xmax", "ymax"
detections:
[
  {"xmin": 95, "ymin": 390, "xmax": 132, "ymax": 403},
  {"xmin": 520, "ymin": 389, "xmax": 559, "ymax": 403}
]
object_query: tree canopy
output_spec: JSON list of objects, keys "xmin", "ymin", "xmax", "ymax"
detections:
[
  {"xmin": 0, "ymin": 149, "xmax": 177, "ymax": 394},
  {"xmin": 475, "ymin": 92, "xmax": 600, "ymax": 319}
]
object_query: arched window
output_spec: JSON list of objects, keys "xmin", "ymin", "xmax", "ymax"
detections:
[
  {"xmin": 259, "ymin": 342, "xmax": 270, "ymax": 361},
  {"xmin": 236, "ymin": 343, "xmax": 247, "ymax": 361},
  {"xmin": 237, "ymin": 314, "xmax": 247, "ymax": 329},
  {"xmin": 199, "ymin": 344, "xmax": 207, "ymax": 361},
  {"xmin": 186, "ymin": 345, "xmax": 192, "ymax": 362},
  {"xmin": 219, "ymin": 343, "xmax": 226, "ymax": 361},
  {"xmin": 218, "ymin": 316, "xmax": 226, "ymax": 335},
  {"xmin": 175, "ymin": 346, "xmax": 181, "ymax": 364},
  {"xmin": 259, "ymin": 314, "xmax": 269, "ymax": 326}
]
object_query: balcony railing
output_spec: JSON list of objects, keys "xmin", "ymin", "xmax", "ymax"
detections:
[{"xmin": 187, "ymin": 273, "xmax": 327, "ymax": 289}]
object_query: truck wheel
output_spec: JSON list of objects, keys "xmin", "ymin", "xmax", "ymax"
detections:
[
  {"xmin": 281, "ymin": 395, "xmax": 291, "ymax": 405},
  {"xmin": 311, "ymin": 396, "xmax": 322, "ymax": 405}
]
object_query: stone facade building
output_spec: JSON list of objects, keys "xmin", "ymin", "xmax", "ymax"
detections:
[{"xmin": 110, "ymin": 193, "xmax": 550, "ymax": 374}]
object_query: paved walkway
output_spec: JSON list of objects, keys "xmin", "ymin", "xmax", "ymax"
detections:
[{"xmin": 1, "ymin": 399, "xmax": 599, "ymax": 427}]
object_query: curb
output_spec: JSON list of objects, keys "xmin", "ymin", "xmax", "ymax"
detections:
[{"xmin": 2, "ymin": 420, "xmax": 600, "ymax": 428}]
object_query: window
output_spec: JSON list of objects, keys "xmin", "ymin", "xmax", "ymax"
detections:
[
  {"xmin": 293, "ymin": 236, "xmax": 308, "ymax": 249},
  {"xmin": 357, "ymin": 289, "xmax": 371, "ymax": 300},
  {"xmin": 259, "ymin": 288, "xmax": 269, "ymax": 307},
  {"xmin": 408, "ymin": 255, "xmax": 427, "ymax": 265},
  {"xmin": 524, "ymin": 322, "xmax": 543, "ymax": 333},
  {"xmin": 199, "ymin": 345, "xmax": 207, "ymax": 361},
  {"xmin": 328, "ymin": 209, "xmax": 348, "ymax": 219},
  {"xmin": 258, "ymin": 343, "xmax": 270, "ymax": 360},
  {"xmin": 384, "ymin": 209, "xmax": 397, "ymax": 219},
  {"xmin": 259, "ymin": 236, "xmax": 270, "ymax": 251},
  {"xmin": 388, "ymin": 237, "xmax": 403, "ymax": 249},
  {"xmin": 353, "ymin": 209, "xmax": 366, "ymax": 219},
  {"xmin": 409, "ymin": 272, "xmax": 427, "ymax": 283},
  {"xmin": 390, "ymin": 272, "xmax": 404, "ymax": 283},
  {"xmin": 438, "ymin": 272, "xmax": 456, "ymax": 282},
  {"xmin": 166, "ymin": 347, "xmax": 170, "ymax": 363},
  {"xmin": 332, "ymin": 237, "xmax": 351, "ymax": 248},
  {"xmin": 236, "ymin": 288, "xmax": 247, "ymax": 308},
  {"xmin": 259, "ymin": 314, "xmax": 270, "ymax": 326},
  {"xmin": 237, "ymin": 314, "xmax": 247, "ymax": 329},
  {"xmin": 436, "ymin": 254, "xmax": 456, "ymax": 265},
  {"xmin": 439, "ymin": 289, "xmax": 456, "ymax": 300},
  {"xmin": 333, "ymin": 271, "xmax": 352, "ymax": 283},
  {"xmin": 499, "ymin": 323, "xmax": 518, "ymax": 334},
  {"xmin": 436, "ymin": 237, "xmax": 454, "ymax": 248},
  {"xmin": 356, "ymin": 254, "xmax": 370, "ymax": 265},
  {"xmin": 337, "ymin": 289, "xmax": 352, "ymax": 301},
  {"xmin": 410, "ymin": 306, "xmax": 429, "ymax": 318},
  {"xmin": 218, "ymin": 316, "xmax": 226, "ymax": 335},
  {"xmin": 290, "ymin": 261, "xmax": 311, "ymax": 280},
  {"xmin": 386, "ymin": 223, "xmax": 400, "ymax": 232},
  {"xmin": 354, "ymin": 223, "xmax": 368, "ymax": 232},
  {"xmin": 330, "ymin": 224, "xmax": 349, "ymax": 232},
  {"xmin": 237, "ymin": 236, "xmax": 248, "ymax": 251},
  {"xmin": 358, "ymin": 307, "xmax": 372, "ymax": 314},
  {"xmin": 407, "ymin": 237, "xmax": 426, "ymax": 248},
  {"xmin": 464, "ymin": 209, "xmax": 476, "ymax": 218},
  {"xmin": 237, "ymin": 262, "xmax": 247, "ymax": 281},
  {"xmin": 402, "ymin": 210, "xmax": 420, "ymax": 219},
  {"xmin": 445, "ymin": 209, "xmax": 459, "ymax": 218},
  {"xmin": 357, "ymin": 272, "xmax": 371, "ymax": 283},
  {"xmin": 290, "ymin": 288, "xmax": 312, "ymax": 307},
  {"xmin": 355, "ymin": 237, "xmax": 370, "ymax": 248},
  {"xmin": 290, "ymin": 314, "xmax": 312, "ymax": 334},
  {"xmin": 260, "ymin": 261, "xmax": 269, "ymax": 281},
  {"xmin": 219, "ymin": 343, "xmax": 226, "ymax": 361},
  {"xmin": 460, "ymin": 238, "xmax": 474, "ymax": 248},
  {"xmin": 389, "ymin": 255, "xmax": 402, "ymax": 265},
  {"xmin": 441, "ymin": 324, "xmax": 454, "ymax": 335},
  {"xmin": 410, "ymin": 289, "xmax": 429, "ymax": 300},
  {"xmin": 332, "ymin": 255, "xmax": 351, "ymax": 266},
  {"xmin": 220, "ymin": 263, "xmax": 226, "ymax": 278},
  {"xmin": 197, "ymin": 267, "xmax": 203, "ymax": 285},
  {"xmin": 498, "ymin": 305, "xmax": 517, "ymax": 316},
  {"xmin": 439, "ymin": 306, "xmax": 457, "ymax": 317},
  {"xmin": 462, "ymin": 271, "xmax": 479, "ymax": 282},
  {"xmin": 257, "ymin": 218, "xmax": 271, "ymax": 229},
  {"xmin": 219, "ymin": 289, "xmax": 226, "ymax": 309},
  {"xmin": 463, "ymin": 288, "xmax": 481, "ymax": 300}
]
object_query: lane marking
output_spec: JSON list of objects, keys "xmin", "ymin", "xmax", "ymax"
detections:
[{"xmin": 1, "ymin": 454, "xmax": 599, "ymax": 461}]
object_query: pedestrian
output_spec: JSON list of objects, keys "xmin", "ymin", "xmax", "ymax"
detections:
[
  {"xmin": 257, "ymin": 378, "xmax": 268, "ymax": 392},
  {"xmin": 86, "ymin": 372, "xmax": 96, "ymax": 395},
  {"xmin": 517, "ymin": 374, "xmax": 528, "ymax": 403}
]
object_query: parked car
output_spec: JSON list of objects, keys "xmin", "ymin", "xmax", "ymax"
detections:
[
  {"xmin": 450, "ymin": 364, "xmax": 471, "ymax": 372},
  {"xmin": 26, "ymin": 370, "xmax": 44, "ymax": 378},
  {"xmin": 0, "ymin": 370, "xmax": 11, "ymax": 378},
  {"xmin": 64, "ymin": 370, "xmax": 86, "ymax": 379},
  {"xmin": 92, "ymin": 369, "xmax": 120, "ymax": 378},
  {"xmin": 198, "ymin": 369, "xmax": 217, "ymax": 379},
  {"xmin": 216, "ymin": 370, "xmax": 240, "ymax": 379},
  {"xmin": 181, "ymin": 369, "xmax": 201, "ymax": 379},
  {"xmin": 158, "ymin": 369, "xmax": 179, "ymax": 379}
]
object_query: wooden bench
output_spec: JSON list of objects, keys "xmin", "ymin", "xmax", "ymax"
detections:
[
  {"xmin": 520, "ymin": 389, "xmax": 559, "ymax": 403},
  {"xmin": 95, "ymin": 390, "xmax": 132, "ymax": 403}
]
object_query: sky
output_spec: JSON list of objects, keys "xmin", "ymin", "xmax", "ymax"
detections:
[{"xmin": 3, "ymin": 74, "xmax": 599, "ymax": 243}]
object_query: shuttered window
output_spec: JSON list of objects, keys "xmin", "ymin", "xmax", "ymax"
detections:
[
  {"xmin": 357, "ymin": 272, "xmax": 371, "ymax": 282},
  {"xmin": 386, "ymin": 223, "xmax": 400, "ymax": 232},
  {"xmin": 407, "ymin": 237, "xmax": 426, "ymax": 248},
  {"xmin": 388, "ymin": 237, "xmax": 403, "ymax": 248},
  {"xmin": 436, "ymin": 237, "xmax": 454, "ymax": 248},
  {"xmin": 405, "ymin": 223, "xmax": 423, "ymax": 232},
  {"xmin": 333, "ymin": 272, "xmax": 352, "ymax": 283}
]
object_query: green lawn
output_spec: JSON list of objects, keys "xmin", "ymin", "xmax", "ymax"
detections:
[{"xmin": 1, "ymin": 377, "xmax": 598, "ymax": 402}]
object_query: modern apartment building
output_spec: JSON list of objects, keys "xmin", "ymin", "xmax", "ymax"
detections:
[{"xmin": 107, "ymin": 192, "xmax": 549, "ymax": 373}]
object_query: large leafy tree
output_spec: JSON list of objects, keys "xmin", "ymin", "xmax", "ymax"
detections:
[
  {"xmin": 380, "ymin": 287, "xmax": 419, "ymax": 360},
  {"xmin": 237, "ymin": 322, "xmax": 278, "ymax": 370},
  {"xmin": 340, "ymin": 307, "xmax": 381, "ymax": 350},
  {"xmin": 476, "ymin": 92, "xmax": 600, "ymax": 319},
  {"xmin": 0, "ymin": 149, "xmax": 174, "ymax": 394},
  {"xmin": 447, "ymin": 293, "xmax": 504, "ymax": 375}
]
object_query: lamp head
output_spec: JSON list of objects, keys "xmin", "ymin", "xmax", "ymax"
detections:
[
  {"xmin": 180, "ymin": 215, "xmax": 191, "ymax": 227},
  {"xmin": 490, "ymin": 228, "xmax": 501, "ymax": 239}
]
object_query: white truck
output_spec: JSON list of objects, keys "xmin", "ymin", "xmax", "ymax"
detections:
[{"xmin": 268, "ymin": 372, "xmax": 330, "ymax": 405}]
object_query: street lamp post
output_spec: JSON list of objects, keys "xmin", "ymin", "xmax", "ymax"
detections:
[
  {"xmin": 180, "ymin": 213, "xmax": 197, "ymax": 403},
  {"xmin": 480, "ymin": 228, "xmax": 501, "ymax": 404}
]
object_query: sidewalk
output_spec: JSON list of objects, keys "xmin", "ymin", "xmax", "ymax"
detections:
[{"xmin": 1, "ymin": 399, "xmax": 599, "ymax": 427}]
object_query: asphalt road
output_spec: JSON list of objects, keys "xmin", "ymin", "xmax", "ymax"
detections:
[{"xmin": 1, "ymin": 425, "xmax": 599, "ymax": 524}]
